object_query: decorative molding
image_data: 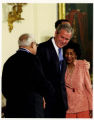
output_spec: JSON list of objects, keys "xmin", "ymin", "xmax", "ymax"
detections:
[{"xmin": 7, "ymin": 3, "xmax": 27, "ymax": 32}]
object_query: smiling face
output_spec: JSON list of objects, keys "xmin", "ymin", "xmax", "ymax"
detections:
[
  {"xmin": 54, "ymin": 29, "xmax": 72, "ymax": 48},
  {"xmin": 65, "ymin": 48, "xmax": 77, "ymax": 64}
]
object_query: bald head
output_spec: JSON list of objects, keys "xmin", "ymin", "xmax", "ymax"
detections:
[{"xmin": 18, "ymin": 33, "xmax": 35, "ymax": 47}]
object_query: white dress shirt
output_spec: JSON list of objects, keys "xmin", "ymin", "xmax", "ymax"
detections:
[{"xmin": 51, "ymin": 37, "xmax": 63, "ymax": 56}]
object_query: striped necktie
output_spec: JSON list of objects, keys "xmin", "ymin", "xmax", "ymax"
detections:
[{"xmin": 58, "ymin": 48, "xmax": 63, "ymax": 70}]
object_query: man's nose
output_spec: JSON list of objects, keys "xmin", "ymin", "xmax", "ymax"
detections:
[
  {"xmin": 63, "ymin": 39, "xmax": 66, "ymax": 43},
  {"xmin": 67, "ymin": 54, "xmax": 71, "ymax": 58}
]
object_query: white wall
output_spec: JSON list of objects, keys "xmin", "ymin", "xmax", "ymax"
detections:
[
  {"xmin": 2, "ymin": 3, "xmax": 57, "ymax": 70},
  {"xmin": 34, "ymin": 3, "xmax": 57, "ymax": 43}
]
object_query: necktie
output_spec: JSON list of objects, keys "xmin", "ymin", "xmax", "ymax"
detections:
[{"xmin": 58, "ymin": 48, "xmax": 63, "ymax": 70}]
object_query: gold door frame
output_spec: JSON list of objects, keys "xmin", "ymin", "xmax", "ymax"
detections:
[{"xmin": 58, "ymin": 3, "xmax": 66, "ymax": 19}]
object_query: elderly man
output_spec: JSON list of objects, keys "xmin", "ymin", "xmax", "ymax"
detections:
[
  {"xmin": 2, "ymin": 33, "xmax": 54, "ymax": 118},
  {"xmin": 37, "ymin": 23, "xmax": 74, "ymax": 118}
]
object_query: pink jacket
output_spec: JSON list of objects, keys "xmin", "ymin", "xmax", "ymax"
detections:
[{"xmin": 65, "ymin": 60, "xmax": 92, "ymax": 113}]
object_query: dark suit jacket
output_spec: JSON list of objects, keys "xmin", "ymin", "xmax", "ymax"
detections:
[
  {"xmin": 37, "ymin": 38, "xmax": 68, "ymax": 117},
  {"xmin": 2, "ymin": 49, "xmax": 54, "ymax": 118}
]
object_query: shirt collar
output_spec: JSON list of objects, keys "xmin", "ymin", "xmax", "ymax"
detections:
[
  {"xmin": 51, "ymin": 37, "xmax": 63, "ymax": 56},
  {"xmin": 18, "ymin": 48, "xmax": 31, "ymax": 53},
  {"xmin": 52, "ymin": 37, "xmax": 59, "ymax": 55}
]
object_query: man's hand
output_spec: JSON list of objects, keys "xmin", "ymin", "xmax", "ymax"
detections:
[{"xmin": 43, "ymin": 97, "xmax": 46, "ymax": 109}]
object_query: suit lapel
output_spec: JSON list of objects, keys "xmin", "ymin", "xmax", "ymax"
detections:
[
  {"xmin": 47, "ymin": 39, "xmax": 67, "ymax": 74},
  {"xmin": 47, "ymin": 39, "xmax": 60, "ymax": 72}
]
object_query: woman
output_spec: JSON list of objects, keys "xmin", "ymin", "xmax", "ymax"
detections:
[{"xmin": 63, "ymin": 41, "xmax": 92, "ymax": 118}]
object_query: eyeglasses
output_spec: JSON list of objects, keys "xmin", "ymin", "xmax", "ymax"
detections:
[
  {"xmin": 36, "ymin": 44, "xmax": 39, "ymax": 47},
  {"xmin": 33, "ymin": 42, "xmax": 39, "ymax": 47}
]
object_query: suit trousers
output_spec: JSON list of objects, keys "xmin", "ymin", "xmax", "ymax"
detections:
[{"xmin": 45, "ymin": 100, "xmax": 66, "ymax": 118}]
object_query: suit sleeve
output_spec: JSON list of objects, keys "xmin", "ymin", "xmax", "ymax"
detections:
[
  {"xmin": 84, "ymin": 60, "xmax": 93, "ymax": 110},
  {"xmin": 32, "ymin": 55, "xmax": 55, "ymax": 97},
  {"xmin": 2, "ymin": 63, "xmax": 8, "ymax": 98}
]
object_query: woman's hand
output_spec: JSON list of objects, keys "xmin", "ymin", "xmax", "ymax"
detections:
[{"xmin": 89, "ymin": 110, "xmax": 92, "ymax": 118}]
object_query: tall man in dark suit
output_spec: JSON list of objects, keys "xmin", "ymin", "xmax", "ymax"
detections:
[
  {"xmin": 37, "ymin": 23, "xmax": 74, "ymax": 118},
  {"xmin": 2, "ymin": 33, "xmax": 54, "ymax": 118}
]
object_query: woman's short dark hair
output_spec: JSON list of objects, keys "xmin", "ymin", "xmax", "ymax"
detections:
[
  {"xmin": 55, "ymin": 19, "xmax": 70, "ymax": 29},
  {"xmin": 63, "ymin": 40, "xmax": 81, "ymax": 59}
]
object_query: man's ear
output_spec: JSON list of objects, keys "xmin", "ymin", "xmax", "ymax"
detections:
[{"xmin": 55, "ymin": 30, "xmax": 58, "ymax": 36}]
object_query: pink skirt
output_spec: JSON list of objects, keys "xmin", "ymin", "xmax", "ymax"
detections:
[{"xmin": 66, "ymin": 110, "xmax": 90, "ymax": 118}]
